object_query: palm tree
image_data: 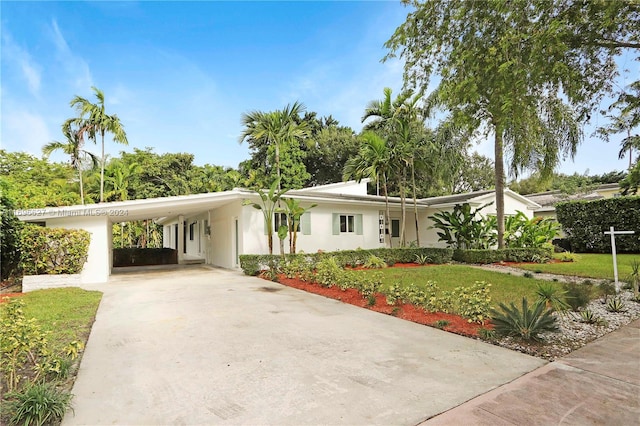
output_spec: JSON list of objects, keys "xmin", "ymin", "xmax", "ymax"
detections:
[
  {"xmin": 70, "ymin": 87, "xmax": 128, "ymax": 203},
  {"xmin": 104, "ymin": 161, "xmax": 141, "ymax": 201},
  {"xmin": 343, "ymin": 131, "xmax": 393, "ymax": 247},
  {"xmin": 363, "ymin": 87, "xmax": 425, "ymax": 246},
  {"xmin": 42, "ymin": 120, "xmax": 98, "ymax": 205},
  {"xmin": 239, "ymin": 102, "xmax": 309, "ymax": 190}
]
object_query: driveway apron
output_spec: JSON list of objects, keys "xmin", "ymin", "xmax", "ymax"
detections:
[{"xmin": 63, "ymin": 266, "xmax": 545, "ymax": 425}]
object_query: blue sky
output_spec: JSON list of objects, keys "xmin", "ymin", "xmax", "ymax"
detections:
[{"xmin": 0, "ymin": 1, "xmax": 635, "ymax": 179}]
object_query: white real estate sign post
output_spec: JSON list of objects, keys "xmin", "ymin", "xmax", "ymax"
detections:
[{"xmin": 604, "ymin": 226, "xmax": 635, "ymax": 293}]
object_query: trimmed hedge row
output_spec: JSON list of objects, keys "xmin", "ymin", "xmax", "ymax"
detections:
[
  {"xmin": 556, "ymin": 196, "xmax": 640, "ymax": 253},
  {"xmin": 452, "ymin": 247, "xmax": 553, "ymax": 264},
  {"xmin": 239, "ymin": 247, "xmax": 454, "ymax": 276},
  {"xmin": 20, "ymin": 225, "xmax": 90, "ymax": 275}
]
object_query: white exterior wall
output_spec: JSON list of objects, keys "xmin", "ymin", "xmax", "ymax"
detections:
[
  {"xmin": 184, "ymin": 213, "xmax": 207, "ymax": 257},
  {"xmin": 210, "ymin": 201, "xmax": 243, "ymax": 269},
  {"xmin": 45, "ymin": 216, "xmax": 111, "ymax": 284},
  {"xmin": 302, "ymin": 180, "xmax": 369, "ymax": 196},
  {"xmin": 241, "ymin": 201, "xmax": 386, "ymax": 255}
]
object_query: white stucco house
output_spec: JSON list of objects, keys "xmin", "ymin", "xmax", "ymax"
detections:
[{"xmin": 16, "ymin": 180, "xmax": 540, "ymax": 284}]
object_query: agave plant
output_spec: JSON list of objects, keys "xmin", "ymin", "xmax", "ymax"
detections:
[{"xmin": 490, "ymin": 298, "xmax": 558, "ymax": 341}]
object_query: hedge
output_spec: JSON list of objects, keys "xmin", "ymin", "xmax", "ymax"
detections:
[
  {"xmin": 452, "ymin": 247, "xmax": 553, "ymax": 264},
  {"xmin": 239, "ymin": 247, "xmax": 454, "ymax": 276},
  {"xmin": 556, "ymin": 196, "xmax": 640, "ymax": 253},
  {"xmin": 20, "ymin": 225, "xmax": 90, "ymax": 275}
]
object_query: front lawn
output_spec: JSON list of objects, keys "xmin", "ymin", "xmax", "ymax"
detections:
[
  {"xmin": 360, "ymin": 264, "xmax": 563, "ymax": 307},
  {"xmin": 513, "ymin": 253, "xmax": 640, "ymax": 281},
  {"xmin": 18, "ymin": 287, "xmax": 103, "ymax": 353}
]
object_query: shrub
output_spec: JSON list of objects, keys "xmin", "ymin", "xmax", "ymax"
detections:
[
  {"xmin": 433, "ymin": 320, "xmax": 450, "ymax": 329},
  {"xmin": 452, "ymin": 281, "xmax": 492, "ymax": 324},
  {"xmin": 535, "ymin": 283, "xmax": 570, "ymax": 314},
  {"xmin": 556, "ymin": 196, "xmax": 640, "ymax": 253},
  {"xmin": 452, "ymin": 247, "xmax": 552, "ymax": 264},
  {"xmin": 353, "ymin": 272, "xmax": 383, "ymax": 298},
  {"xmin": 504, "ymin": 211, "xmax": 560, "ymax": 248},
  {"xmin": 314, "ymin": 257, "xmax": 342, "ymax": 288},
  {"xmin": 363, "ymin": 255, "xmax": 387, "ymax": 269},
  {"xmin": 239, "ymin": 248, "xmax": 453, "ymax": 276},
  {"xmin": 557, "ymin": 252, "xmax": 579, "ymax": 262},
  {"xmin": 1, "ymin": 181, "xmax": 23, "ymax": 280},
  {"xmin": 563, "ymin": 281, "xmax": 593, "ymax": 311},
  {"xmin": 490, "ymin": 298, "xmax": 558, "ymax": 341},
  {"xmin": 20, "ymin": 225, "xmax": 90, "ymax": 275},
  {"xmin": 429, "ymin": 202, "xmax": 497, "ymax": 249},
  {"xmin": 599, "ymin": 281, "xmax": 617, "ymax": 304},
  {"xmin": 5, "ymin": 382, "xmax": 72, "ymax": 426}
]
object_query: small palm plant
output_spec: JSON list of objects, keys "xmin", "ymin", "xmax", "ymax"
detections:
[
  {"xmin": 490, "ymin": 298, "xmax": 558, "ymax": 341},
  {"xmin": 363, "ymin": 255, "xmax": 387, "ymax": 269},
  {"xmin": 535, "ymin": 282, "xmax": 570, "ymax": 315}
]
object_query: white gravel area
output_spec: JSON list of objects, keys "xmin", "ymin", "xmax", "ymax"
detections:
[{"xmin": 476, "ymin": 263, "xmax": 640, "ymax": 360}]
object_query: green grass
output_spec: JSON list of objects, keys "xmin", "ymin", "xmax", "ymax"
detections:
[
  {"xmin": 514, "ymin": 253, "xmax": 640, "ymax": 280},
  {"xmin": 14, "ymin": 287, "xmax": 103, "ymax": 354},
  {"xmin": 360, "ymin": 264, "xmax": 562, "ymax": 307}
]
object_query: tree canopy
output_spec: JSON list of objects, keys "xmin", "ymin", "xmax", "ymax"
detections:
[{"xmin": 385, "ymin": 0, "xmax": 639, "ymax": 247}]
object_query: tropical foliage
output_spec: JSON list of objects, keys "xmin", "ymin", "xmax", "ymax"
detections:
[
  {"xmin": 504, "ymin": 211, "xmax": 559, "ymax": 249},
  {"xmin": 385, "ymin": 0, "xmax": 638, "ymax": 248},
  {"xmin": 490, "ymin": 298, "xmax": 559, "ymax": 341},
  {"xmin": 429, "ymin": 203, "xmax": 497, "ymax": 250}
]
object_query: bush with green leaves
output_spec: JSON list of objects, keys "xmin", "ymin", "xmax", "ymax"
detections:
[
  {"xmin": 314, "ymin": 257, "xmax": 342, "ymax": 288},
  {"xmin": 452, "ymin": 281, "xmax": 492, "ymax": 324},
  {"xmin": 363, "ymin": 255, "xmax": 387, "ymax": 269},
  {"xmin": 20, "ymin": 225, "xmax": 90, "ymax": 275},
  {"xmin": 352, "ymin": 272, "xmax": 383, "ymax": 298},
  {"xmin": 556, "ymin": 196, "xmax": 640, "ymax": 253},
  {"xmin": 563, "ymin": 281, "xmax": 593, "ymax": 311},
  {"xmin": 0, "ymin": 299, "xmax": 82, "ymax": 393},
  {"xmin": 1, "ymin": 180, "xmax": 23, "ymax": 280},
  {"xmin": 504, "ymin": 211, "xmax": 559, "ymax": 248},
  {"xmin": 4, "ymin": 382, "xmax": 72, "ymax": 426},
  {"xmin": 239, "ymin": 247, "xmax": 453, "ymax": 276},
  {"xmin": 452, "ymin": 247, "xmax": 552, "ymax": 264},
  {"xmin": 429, "ymin": 202, "xmax": 497, "ymax": 250},
  {"xmin": 490, "ymin": 298, "xmax": 559, "ymax": 341}
]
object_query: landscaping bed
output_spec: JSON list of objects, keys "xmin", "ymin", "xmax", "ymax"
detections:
[
  {"xmin": 275, "ymin": 273, "xmax": 485, "ymax": 337},
  {"xmin": 264, "ymin": 262, "xmax": 640, "ymax": 361},
  {"xmin": 0, "ymin": 288, "xmax": 102, "ymax": 425}
]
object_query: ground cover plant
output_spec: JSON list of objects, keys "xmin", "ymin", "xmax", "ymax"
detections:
[
  {"xmin": 360, "ymin": 264, "xmax": 560, "ymax": 308},
  {"xmin": 0, "ymin": 287, "xmax": 102, "ymax": 426},
  {"xmin": 512, "ymin": 253, "xmax": 639, "ymax": 280}
]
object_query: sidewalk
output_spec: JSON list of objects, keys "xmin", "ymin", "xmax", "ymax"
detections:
[{"xmin": 424, "ymin": 319, "xmax": 640, "ymax": 425}]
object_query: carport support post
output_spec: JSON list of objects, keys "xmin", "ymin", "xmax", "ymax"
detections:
[
  {"xmin": 178, "ymin": 215, "xmax": 185, "ymax": 264},
  {"xmin": 604, "ymin": 226, "xmax": 635, "ymax": 294}
]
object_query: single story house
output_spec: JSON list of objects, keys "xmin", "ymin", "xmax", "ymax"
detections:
[
  {"xmin": 527, "ymin": 183, "xmax": 624, "ymax": 220},
  {"xmin": 16, "ymin": 180, "xmax": 540, "ymax": 284}
]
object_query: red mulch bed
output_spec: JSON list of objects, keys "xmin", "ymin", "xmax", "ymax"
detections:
[
  {"xmin": 0, "ymin": 293, "xmax": 23, "ymax": 303},
  {"xmin": 273, "ymin": 274, "xmax": 488, "ymax": 337}
]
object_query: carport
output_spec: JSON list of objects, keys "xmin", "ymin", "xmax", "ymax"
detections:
[{"xmin": 16, "ymin": 190, "xmax": 248, "ymax": 284}]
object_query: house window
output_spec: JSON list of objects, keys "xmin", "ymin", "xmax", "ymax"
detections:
[
  {"xmin": 340, "ymin": 214, "xmax": 355, "ymax": 233},
  {"xmin": 332, "ymin": 213, "xmax": 363, "ymax": 235},
  {"xmin": 391, "ymin": 219, "xmax": 400, "ymax": 238},
  {"xmin": 274, "ymin": 213, "xmax": 300, "ymax": 232},
  {"xmin": 274, "ymin": 213, "xmax": 287, "ymax": 232},
  {"xmin": 189, "ymin": 222, "xmax": 195, "ymax": 241}
]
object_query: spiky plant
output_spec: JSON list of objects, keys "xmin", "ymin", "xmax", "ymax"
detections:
[
  {"xmin": 490, "ymin": 298, "xmax": 558, "ymax": 341},
  {"xmin": 535, "ymin": 282, "xmax": 570, "ymax": 314}
]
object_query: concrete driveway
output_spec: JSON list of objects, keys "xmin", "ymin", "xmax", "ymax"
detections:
[{"xmin": 64, "ymin": 266, "xmax": 545, "ymax": 425}]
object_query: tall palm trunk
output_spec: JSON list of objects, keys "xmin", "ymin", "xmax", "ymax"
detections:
[
  {"xmin": 494, "ymin": 125, "xmax": 505, "ymax": 249},
  {"xmin": 400, "ymin": 168, "xmax": 407, "ymax": 247},
  {"xmin": 382, "ymin": 173, "xmax": 392, "ymax": 248},
  {"xmin": 411, "ymin": 159, "xmax": 420, "ymax": 246},
  {"xmin": 100, "ymin": 130, "xmax": 105, "ymax": 203},
  {"xmin": 78, "ymin": 167, "xmax": 85, "ymax": 205},
  {"xmin": 275, "ymin": 142, "xmax": 281, "ymax": 191}
]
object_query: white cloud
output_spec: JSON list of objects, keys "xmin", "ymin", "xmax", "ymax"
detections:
[
  {"xmin": 50, "ymin": 19, "xmax": 93, "ymax": 90},
  {"xmin": 0, "ymin": 110, "xmax": 52, "ymax": 155},
  {"xmin": 1, "ymin": 31, "xmax": 42, "ymax": 96}
]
